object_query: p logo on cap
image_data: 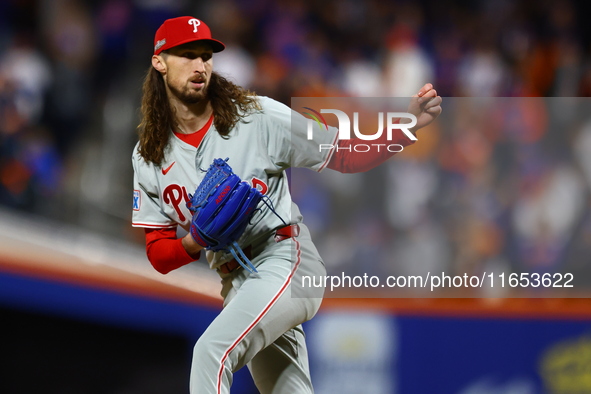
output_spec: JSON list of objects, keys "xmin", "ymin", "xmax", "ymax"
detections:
[
  {"xmin": 188, "ymin": 19, "xmax": 200, "ymax": 32},
  {"xmin": 153, "ymin": 16, "xmax": 225, "ymax": 55}
]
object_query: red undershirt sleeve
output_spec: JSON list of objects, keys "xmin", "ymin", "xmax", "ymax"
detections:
[
  {"xmin": 327, "ymin": 127, "xmax": 417, "ymax": 173},
  {"xmin": 145, "ymin": 228, "xmax": 200, "ymax": 274}
]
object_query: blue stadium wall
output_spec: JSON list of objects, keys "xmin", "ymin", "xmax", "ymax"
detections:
[{"xmin": 1, "ymin": 265, "xmax": 590, "ymax": 393}]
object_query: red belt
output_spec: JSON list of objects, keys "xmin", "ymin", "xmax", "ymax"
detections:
[{"xmin": 219, "ymin": 224, "xmax": 300, "ymax": 274}]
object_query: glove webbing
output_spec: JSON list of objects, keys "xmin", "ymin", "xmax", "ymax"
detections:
[{"xmin": 192, "ymin": 158, "xmax": 233, "ymax": 210}]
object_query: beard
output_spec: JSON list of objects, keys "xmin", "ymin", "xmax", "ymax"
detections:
[{"xmin": 168, "ymin": 78, "xmax": 209, "ymax": 104}]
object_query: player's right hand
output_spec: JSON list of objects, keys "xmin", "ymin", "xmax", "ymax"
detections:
[{"xmin": 408, "ymin": 83, "xmax": 442, "ymax": 134}]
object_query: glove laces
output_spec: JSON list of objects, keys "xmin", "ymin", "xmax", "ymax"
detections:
[{"xmin": 228, "ymin": 196, "xmax": 288, "ymax": 275}]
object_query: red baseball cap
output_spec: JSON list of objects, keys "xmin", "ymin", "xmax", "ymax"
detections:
[{"xmin": 153, "ymin": 16, "xmax": 225, "ymax": 55}]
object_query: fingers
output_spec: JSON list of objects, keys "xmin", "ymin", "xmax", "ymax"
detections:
[
  {"xmin": 409, "ymin": 83, "xmax": 443, "ymax": 120},
  {"xmin": 426, "ymin": 104, "xmax": 442, "ymax": 116},
  {"xmin": 419, "ymin": 91, "xmax": 443, "ymax": 116},
  {"xmin": 424, "ymin": 95, "xmax": 442, "ymax": 109},
  {"xmin": 418, "ymin": 88, "xmax": 437, "ymax": 104},
  {"xmin": 418, "ymin": 93, "xmax": 439, "ymax": 108},
  {"xmin": 425, "ymin": 95, "xmax": 442, "ymax": 115},
  {"xmin": 417, "ymin": 83, "xmax": 433, "ymax": 97}
]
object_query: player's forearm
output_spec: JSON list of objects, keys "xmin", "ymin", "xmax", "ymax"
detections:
[
  {"xmin": 145, "ymin": 228, "xmax": 201, "ymax": 274},
  {"xmin": 182, "ymin": 233, "xmax": 205, "ymax": 257},
  {"xmin": 327, "ymin": 129, "xmax": 416, "ymax": 173}
]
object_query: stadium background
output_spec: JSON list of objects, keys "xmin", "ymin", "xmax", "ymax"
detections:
[{"xmin": 1, "ymin": 0, "xmax": 591, "ymax": 393}]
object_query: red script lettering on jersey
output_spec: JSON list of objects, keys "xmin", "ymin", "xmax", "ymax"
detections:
[
  {"xmin": 162, "ymin": 179, "xmax": 268, "ymax": 223},
  {"xmin": 163, "ymin": 184, "xmax": 190, "ymax": 221},
  {"xmin": 251, "ymin": 177, "xmax": 268, "ymax": 194}
]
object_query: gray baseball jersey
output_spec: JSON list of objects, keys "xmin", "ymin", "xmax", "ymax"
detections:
[
  {"xmin": 132, "ymin": 96, "xmax": 336, "ymax": 393},
  {"xmin": 132, "ymin": 96, "xmax": 338, "ymax": 269}
]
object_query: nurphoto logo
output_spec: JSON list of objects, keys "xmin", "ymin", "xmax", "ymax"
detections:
[{"xmin": 302, "ymin": 107, "xmax": 417, "ymax": 153}]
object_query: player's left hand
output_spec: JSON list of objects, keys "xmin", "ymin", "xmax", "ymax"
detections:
[{"xmin": 407, "ymin": 83, "xmax": 442, "ymax": 134}]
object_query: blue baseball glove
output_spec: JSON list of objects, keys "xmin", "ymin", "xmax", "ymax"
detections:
[{"xmin": 187, "ymin": 158, "xmax": 262, "ymax": 273}]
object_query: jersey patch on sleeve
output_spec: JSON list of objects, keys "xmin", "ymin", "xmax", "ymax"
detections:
[{"xmin": 133, "ymin": 189, "xmax": 141, "ymax": 211}]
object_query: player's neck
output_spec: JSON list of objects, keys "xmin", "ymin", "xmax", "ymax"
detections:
[{"xmin": 172, "ymin": 98, "xmax": 213, "ymax": 134}]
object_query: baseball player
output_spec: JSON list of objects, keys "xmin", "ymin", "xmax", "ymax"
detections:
[{"xmin": 131, "ymin": 16, "xmax": 441, "ymax": 394}]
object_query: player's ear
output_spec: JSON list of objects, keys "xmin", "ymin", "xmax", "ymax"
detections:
[{"xmin": 152, "ymin": 55, "xmax": 166, "ymax": 74}]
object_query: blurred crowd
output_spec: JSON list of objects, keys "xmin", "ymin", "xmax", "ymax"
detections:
[
  {"xmin": 295, "ymin": 98, "xmax": 591, "ymax": 291},
  {"xmin": 1, "ymin": 0, "xmax": 590, "ymax": 283}
]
